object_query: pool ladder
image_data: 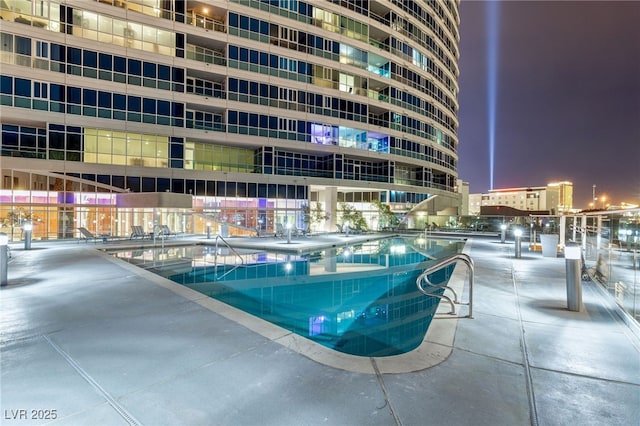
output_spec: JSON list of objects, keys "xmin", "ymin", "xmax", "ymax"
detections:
[
  {"xmin": 416, "ymin": 253, "xmax": 474, "ymax": 318},
  {"xmin": 212, "ymin": 235, "xmax": 245, "ymax": 280}
]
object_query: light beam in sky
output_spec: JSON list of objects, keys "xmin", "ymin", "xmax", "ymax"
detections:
[{"xmin": 486, "ymin": 1, "xmax": 500, "ymax": 190}]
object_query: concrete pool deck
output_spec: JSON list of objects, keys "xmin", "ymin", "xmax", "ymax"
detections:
[{"xmin": 1, "ymin": 234, "xmax": 639, "ymax": 425}]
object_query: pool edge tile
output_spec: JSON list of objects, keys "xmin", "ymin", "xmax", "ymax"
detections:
[{"xmin": 274, "ymin": 333, "xmax": 377, "ymax": 374}]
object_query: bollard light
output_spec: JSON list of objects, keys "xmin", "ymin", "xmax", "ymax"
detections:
[
  {"xmin": 564, "ymin": 245, "xmax": 581, "ymax": 260},
  {"xmin": 565, "ymin": 243, "xmax": 583, "ymax": 311},
  {"xmin": 23, "ymin": 222, "xmax": 33, "ymax": 250},
  {"xmin": 0, "ymin": 232, "xmax": 8, "ymax": 286},
  {"xmin": 500, "ymin": 224, "xmax": 507, "ymax": 243},
  {"xmin": 286, "ymin": 223, "xmax": 292, "ymax": 244},
  {"xmin": 206, "ymin": 222, "xmax": 211, "ymax": 239},
  {"xmin": 514, "ymin": 228, "xmax": 523, "ymax": 258},
  {"xmin": 344, "ymin": 221, "xmax": 350, "ymax": 237}
]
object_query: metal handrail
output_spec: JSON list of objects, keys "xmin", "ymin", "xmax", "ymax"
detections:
[
  {"xmin": 416, "ymin": 253, "xmax": 474, "ymax": 318},
  {"xmin": 213, "ymin": 235, "xmax": 245, "ymax": 280}
]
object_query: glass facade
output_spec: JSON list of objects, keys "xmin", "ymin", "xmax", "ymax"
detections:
[{"xmin": 1, "ymin": 0, "xmax": 460, "ymax": 240}]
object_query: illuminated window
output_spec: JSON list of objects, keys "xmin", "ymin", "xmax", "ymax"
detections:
[{"xmin": 84, "ymin": 128, "xmax": 168, "ymax": 168}]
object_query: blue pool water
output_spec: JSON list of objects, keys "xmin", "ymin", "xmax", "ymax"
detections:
[{"xmin": 111, "ymin": 236, "xmax": 465, "ymax": 357}]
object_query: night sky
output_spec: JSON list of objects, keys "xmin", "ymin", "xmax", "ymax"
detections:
[{"xmin": 457, "ymin": 1, "xmax": 640, "ymax": 208}]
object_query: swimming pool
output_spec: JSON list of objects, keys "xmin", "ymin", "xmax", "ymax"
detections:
[{"xmin": 110, "ymin": 236, "xmax": 465, "ymax": 357}]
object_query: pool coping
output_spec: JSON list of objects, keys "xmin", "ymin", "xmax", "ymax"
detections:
[{"xmin": 100, "ymin": 241, "xmax": 472, "ymax": 374}]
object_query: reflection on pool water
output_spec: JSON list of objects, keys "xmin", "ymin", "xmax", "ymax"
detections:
[{"xmin": 110, "ymin": 236, "xmax": 466, "ymax": 357}]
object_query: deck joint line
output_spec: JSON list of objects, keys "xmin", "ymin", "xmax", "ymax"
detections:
[
  {"xmin": 511, "ymin": 266, "xmax": 540, "ymax": 426},
  {"xmin": 371, "ymin": 358, "xmax": 403, "ymax": 426},
  {"xmin": 43, "ymin": 335, "xmax": 142, "ymax": 426}
]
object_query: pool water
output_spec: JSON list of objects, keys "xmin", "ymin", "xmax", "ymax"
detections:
[{"xmin": 111, "ymin": 236, "xmax": 465, "ymax": 357}]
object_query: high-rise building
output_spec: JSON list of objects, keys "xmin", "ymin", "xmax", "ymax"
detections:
[{"xmin": 0, "ymin": 0, "xmax": 460, "ymax": 240}]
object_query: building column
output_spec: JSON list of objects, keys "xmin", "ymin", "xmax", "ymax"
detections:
[
  {"xmin": 322, "ymin": 186, "xmax": 338, "ymax": 232},
  {"xmin": 324, "ymin": 248, "xmax": 337, "ymax": 272}
]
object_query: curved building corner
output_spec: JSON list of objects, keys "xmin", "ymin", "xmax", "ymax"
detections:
[{"xmin": 0, "ymin": 0, "xmax": 460, "ymax": 239}]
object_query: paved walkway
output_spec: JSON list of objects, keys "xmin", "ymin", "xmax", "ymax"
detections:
[{"xmin": 1, "ymin": 235, "xmax": 639, "ymax": 425}]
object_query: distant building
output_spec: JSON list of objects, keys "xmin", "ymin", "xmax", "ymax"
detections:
[{"xmin": 469, "ymin": 182, "xmax": 573, "ymax": 215}]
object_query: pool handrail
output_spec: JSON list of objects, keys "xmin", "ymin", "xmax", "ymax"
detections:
[
  {"xmin": 416, "ymin": 253, "xmax": 474, "ymax": 318},
  {"xmin": 213, "ymin": 235, "xmax": 245, "ymax": 280}
]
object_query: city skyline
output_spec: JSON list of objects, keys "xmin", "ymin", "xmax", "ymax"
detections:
[{"xmin": 457, "ymin": 1, "xmax": 640, "ymax": 208}]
